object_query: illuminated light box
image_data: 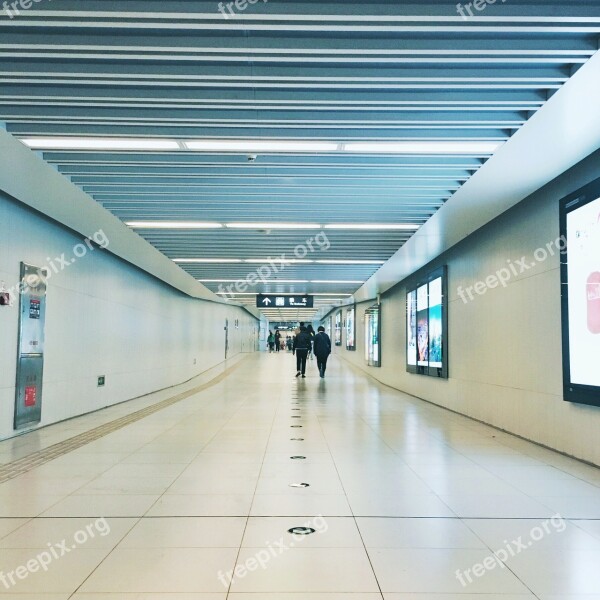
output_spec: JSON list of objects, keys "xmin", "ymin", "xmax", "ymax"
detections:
[
  {"xmin": 406, "ymin": 266, "xmax": 448, "ymax": 379},
  {"xmin": 346, "ymin": 306, "xmax": 356, "ymax": 351},
  {"xmin": 560, "ymin": 179, "xmax": 600, "ymax": 407}
]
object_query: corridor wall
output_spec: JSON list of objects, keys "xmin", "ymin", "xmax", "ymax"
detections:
[{"xmin": 334, "ymin": 149, "xmax": 600, "ymax": 466}]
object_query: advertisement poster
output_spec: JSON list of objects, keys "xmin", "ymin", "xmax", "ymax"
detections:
[
  {"xmin": 407, "ymin": 290, "xmax": 417, "ymax": 367},
  {"xmin": 406, "ymin": 267, "xmax": 447, "ymax": 378},
  {"xmin": 325, "ymin": 316, "xmax": 332, "ymax": 339},
  {"xmin": 428, "ymin": 277, "xmax": 443, "ymax": 369},
  {"xmin": 365, "ymin": 305, "xmax": 381, "ymax": 367},
  {"xmin": 566, "ymin": 195, "xmax": 600, "ymax": 388},
  {"xmin": 416, "ymin": 284, "xmax": 429, "ymax": 367},
  {"xmin": 346, "ymin": 307, "xmax": 355, "ymax": 350},
  {"xmin": 335, "ymin": 311, "xmax": 342, "ymax": 346}
]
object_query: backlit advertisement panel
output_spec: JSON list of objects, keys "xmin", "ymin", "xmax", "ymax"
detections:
[
  {"xmin": 416, "ymin": 284, "xmax": 429, "ymax": 368},
  {"xmin": 406, "ymin": 267, "xmax": 448, "ymax": 378},
  {"xmin": 365, "ymin": 304, "xmax": 381, "ymax": 367},
  {"xmin": 561, "ymin": 181, "xmax": 600, "ymax": 407},
  {"xmin": 407, "ymin": 290, "xmax": 417, "ymax": 371},
  {"xmin": 428, "ymin": 277, "xmax": 443, "ymax": 369},
  {"xmin": 346, "ymin": 306, "xmax": 356, "ymax": 350},
  {"xmin": 334, "ymin": 311, "xmax": 342, "ymax": 346}
]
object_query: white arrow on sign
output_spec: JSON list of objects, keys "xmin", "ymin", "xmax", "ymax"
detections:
[{"xmin": 262, "ymin": 297, "xmax": 272, "ymax": 305}]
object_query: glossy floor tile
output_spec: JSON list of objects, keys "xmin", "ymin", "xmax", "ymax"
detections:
[
  {"xmin": 229, "ymin": 547, "xmax": 380, "ymax": 593},
  {"xmin": 0, "ymin": 352, "xmax": 599, "ymax": 597}
]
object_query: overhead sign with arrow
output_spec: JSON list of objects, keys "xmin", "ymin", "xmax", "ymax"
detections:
[{"xmin": 256, "ymin": 295, "xmax": 314, "ymax": 308}]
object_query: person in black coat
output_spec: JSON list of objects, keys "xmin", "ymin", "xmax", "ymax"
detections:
[
  {"xmin": 274, "ymin": 329, "xmax": 282, "ymax": 352},
  {"xmin": 293, "ymin": 324, "xmax": 312, "ymax": 378},
  {"xmin": 313, "ymin": 325, "xmax": 332, "ymax": 378}
]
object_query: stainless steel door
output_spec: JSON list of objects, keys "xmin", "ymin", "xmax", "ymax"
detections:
[{"xmin": 14, "ymin": 263, "xmax": 47, "ymax": 430}]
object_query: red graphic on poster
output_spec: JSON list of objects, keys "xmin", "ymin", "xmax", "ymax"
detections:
[
  {"xmin": 24, "ymin": 386, "xmax": 37, "ymax": 407},
  {"xmin": 588, "ymin": 272, "xmax": 600, "ymax": 334}
]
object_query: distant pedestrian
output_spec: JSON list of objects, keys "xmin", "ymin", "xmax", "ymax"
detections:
[
  {"xmin": 267, "ymin": 330, "xmax": 275, "ymax": 353},
  {"xmin": 306, "ymin": 324, "xmax": 316, "ymax": 360},
  {"xmin": 313, "ymin": 325, "xmax": 332, "ymax": 378},
  {"xmin": 275, "ymin": 329, "xmax": 282, "ymax": 352},
  {"xmin": 293, "ymin": 324, "xmax": 312, "ymax": 378}
]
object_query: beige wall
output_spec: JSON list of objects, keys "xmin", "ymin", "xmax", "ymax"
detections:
[{"xmin": 332, "ymin": 150, "xmax": 600, "ymax": 466}]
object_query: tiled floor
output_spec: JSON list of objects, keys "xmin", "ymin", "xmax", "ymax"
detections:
[{"xmin": 0, "ymin": 352, "xmax": 600, "ymax": 599}]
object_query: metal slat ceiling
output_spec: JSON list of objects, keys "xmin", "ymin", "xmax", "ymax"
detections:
[{"xmin": 2, "ymin": 0, "xmax": 599, "ymax": 319}]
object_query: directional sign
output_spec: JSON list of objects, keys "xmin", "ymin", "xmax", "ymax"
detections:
[{"xmin": 257, "ymin": 295, "xmax": 314, "ymax": 308}]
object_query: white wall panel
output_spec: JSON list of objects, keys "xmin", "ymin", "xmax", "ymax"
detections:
[{"xmin": 0, "ymin": 194, "xmax": 258, "ymax": 440}]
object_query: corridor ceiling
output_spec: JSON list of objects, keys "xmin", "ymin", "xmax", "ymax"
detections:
[{"xmin": 2, "ymin": 0, "xmax": 600, "ymax": 319}]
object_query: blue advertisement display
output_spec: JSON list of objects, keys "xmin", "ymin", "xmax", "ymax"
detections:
[
  {"xmin": 406, "ymin": 267, "xmax": 448, "ymax": 378},
  {"xmin": 416, "ymin": 284, "xmax": 429, "ymax": 368},
  {"xmin": 428, "ymin": 277, "xmax": 443, "ymax": 369}
]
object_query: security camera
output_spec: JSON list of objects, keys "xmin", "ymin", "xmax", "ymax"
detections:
[{"xmin": 247, "ymin": 154, "xmax": 258, "ymax": 162}]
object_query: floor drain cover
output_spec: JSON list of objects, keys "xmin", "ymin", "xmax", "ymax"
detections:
[
  {"xmin": 292, "ymin": 408, "xmax": 301, "ymax": 410},
  {"xmin": 288, "ymin": 527, "xmax": 316, "ymax": 535},
  {"xmin": 289, "ymin": 482, "xmax": 310, "ymax": 488},
  {"xmin": 291, "ymin": 415, "xmax": 301, "ymax": 418},
  {"xmin": 290, "ymin": 438, "xmax": 304, "ymax": 441},
  {"xmin": 291, "ymin": 425, "xmax": 303, "ymax": 428},
  {"xmin": 290, "ymin": 456, "xmax": 306, "ymax": 460}
]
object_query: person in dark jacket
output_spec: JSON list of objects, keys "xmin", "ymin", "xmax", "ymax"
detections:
[
  {"xmin": 313, "ymin": 325, "xmax": 332, "ymax": 378},
  {"xmin": 274, "ymin": 329, "xmax": 282, "ymax": 352},
  {"xmin": 293, "ymin": 324, "xmax": 312, "ymax": 378},
  {"xmin": 267, "ymin": 330, "xmax": 275, "ymax": 353}
]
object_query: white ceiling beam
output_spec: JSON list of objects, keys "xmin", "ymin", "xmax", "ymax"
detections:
[{"xmin": 353, "ymin": 49, "xmax": 600, "ymax": 302}]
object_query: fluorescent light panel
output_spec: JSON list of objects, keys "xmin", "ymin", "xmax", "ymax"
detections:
[
  {"xmin": 21, "ymin": 137, "xmax": 179, "ymax": 151},
  {"xmin": 128, "ymin": 222, "xmax": 418, "ymax": 231},
  {"xmin": 244, "ymin": 259, "xmax": 314, "ymax": 264},
  {"xmin": 216, "ymin": 292, "xmax": 352, "ymax": 297},
  {"xmin": 218, "ymin": 292, "xmax": 353, "ymax": 296},
  {"xmin": 19, "ymin": 137, "xmax": 502, "ymax": 155},
  {"xmin": 316, "ymin": 259, "xmax": 385, "ymax": 264},
  {"xmin": 241, "ymin": 259, "xmax": 384, "ymax": 265},
  {"xmin": 205, "ymin": 279, "xmax": 361, "ymax": 284},
  {"xmin": 310, "ymin": 280, "xmax": 364, "ymax": 284},
  {"xmin": 173, "ymin": 258, "xmax": 242, "ymax": 263},
  {"xmin": 184, "ymin": 140, "xmax": 340, "ymax": 152},
  {"xmin": 343, "ymin": 141, "xmax": 503, "ymax": 154},
  {"xmin": 199, "ymin": 279, "xmax": 309, "ymax": 283},
  {"xmin": 127, "ymin": 221, "xmax": 222, "ymax": 229},
  {"xmin": 324, "ymin": 223, "xmax": 419, "ymax": 230},
  {"xmin": 226, "ymin": 223, "xmax": 321, "ymax": 230}
]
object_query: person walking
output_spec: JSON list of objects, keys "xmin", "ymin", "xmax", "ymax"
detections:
[
  {"xmin": 313, "ymin": 325, "xmax": 332, "ymax": 378},
  {"xmin": 293, "ymin": 324, "xmax": 312, "ymax": 378},
  {"xmin": 275, "ymin": 329, "xmax": 282, "ymax": 352},
  {"xmin": 267, "ymin": 330, "xmax": 275, "ymax": 353}
]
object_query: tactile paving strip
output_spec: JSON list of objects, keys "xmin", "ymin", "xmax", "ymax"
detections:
[{"xmin": 0, "ymin": 361, "xmax": 242, "ymax": 484}]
